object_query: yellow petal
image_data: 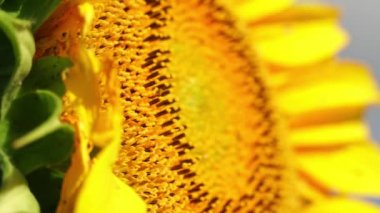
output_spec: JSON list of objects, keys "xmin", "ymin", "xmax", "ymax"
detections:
[
  {"xmin": 297, "ymin": 171, "xmax": 326, "ymax": 203},
  {"xmin": 297, "ymin": 143, "xmax": 380, "ymax": 197},
  {"xmin": 58, "ymin": 48, "xmax": 100, "ymax": 213},
  {"xmin": 41, "ymin": 3, "xmax": 99, "ymax": 212},
  {"xmin": 59, "ymin": 50, "xmax": 146, "ymax": 212},
  {"xmin": 275, "ymin": 61, "xmax": 379, "ymax": 126},
  {"xmin": 254, "ymin": 4, "xmax": 340, "ymax": 25},
  {"xmin": 75, "ymin": 132, "xmax": 146, "ymax": 213},
  {"xmin": 305, "ymin": 198, "xmax": 380, "ymax": 213},
  {"xmin": 58, "ymin": 46, "xmax": 147, "ymax": 212},
  {"xmin": 78, "ymin": 3, "xmax": 94, "ymax": 35},
  {"xmin": 290, "ymin": 120, "xmax": 369, "ymax": 148},
  {"xmin": 221, "ymin": 0, "xmax": 295, "ymax": 23},
  {"xmin": 248, "ymin": 5, "xmax": 348, "ymax": 67}
]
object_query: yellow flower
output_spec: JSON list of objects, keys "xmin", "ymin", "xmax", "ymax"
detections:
[{"xmin": 35, "ymin": 0, "xmax": 380, "ymax": 212}]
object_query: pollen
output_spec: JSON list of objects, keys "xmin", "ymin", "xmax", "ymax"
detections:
[{"xmin": 36, "ymin": 0, "xmax": 292, "ymax": 212}]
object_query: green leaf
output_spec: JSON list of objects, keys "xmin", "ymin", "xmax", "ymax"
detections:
[
  {"xmin": 0, "ymin": 0, "xmax": 23, "ymax": 13},
  {"xmin": 20, "ymin": 56, "xmax": 73, "ymax": 98},
  {"xmin": 19, "ymin": 0, "xmax": 61, "ymax": 32},
  {"xmin": 0, "ymin": 150, "xmax": 40, "ymax": 213},
  {"xmin": 0, "ymin": 9, "xmax": 35, "ymax": 120},
  {"xmin": 0, "ymin": 25, "xmax": 14, "ymax": 78},
  {"xmin": 5, "ymin": 91, "xmax": 63, "ymax": 148},
  {"xmin": 1, "ymin": 0, "xmax": 61, "ymax": 31},
  {"xmin": 12, "ymin": 125, "xmax": 73, "ymax": 175},
  {"xmin": 27, "ymin": 168, "xmax": 64, "ymax": 212},
  {"xmin": 0, "ymin": 120, "xmax": 7, "ymax": 147},
  {"xmin": 4, "ymin": 91, "xmax": 73, "ymax": 174}
]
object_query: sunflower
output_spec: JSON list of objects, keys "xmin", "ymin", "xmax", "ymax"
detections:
[{"xmin": 0, "ymin": 0, "xmax": 379, "ymax": 212}]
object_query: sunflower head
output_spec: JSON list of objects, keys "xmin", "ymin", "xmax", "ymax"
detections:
[
  {"xmin": 35, "ymin": 0, "xmax": 298, "ymax": 212},
  {"xmin": 30, "ymin": 0, "xmax": 380, "ymax": 212}
]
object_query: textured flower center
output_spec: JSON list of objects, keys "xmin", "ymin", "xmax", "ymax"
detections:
[{"xmin": 38, "ymin": 0, "xmax": 291, "ymax": 212}]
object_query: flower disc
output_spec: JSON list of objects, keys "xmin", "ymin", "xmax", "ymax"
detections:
[{"xmin": 36, "ymin": 0, "xmax": 293, "ymax": 212}]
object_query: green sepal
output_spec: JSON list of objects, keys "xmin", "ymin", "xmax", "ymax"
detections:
[
  {"xmin": 20, "ymin": 56, "xmax": 73, "ymax": 98},
  {"xmin": 0, "ymin": 9, "xmax": 35, "ymax": 120},
  {"xmin": 5, "ymin": 90, "xmax": 63, "ymax": 148},
  {"xmin": 0, "ymin": 0, "xmax": 23, "ymax": 14},
  {"xmin": 0, "ymin": 0, "xmax": 61, "ymax": 32},
  {"xmin": 3, "ymin": 91, "xmax": 73, "ymax": 174},
  {"xmin": 0, "ymin": 150, "xmax": 40, "ymax": 213},
  {"xmin": 12, "ymin": 125, "xmax": 73, "ymax": 175},
  {"xmin": 27, "ymin": 168, "xmax": 64, "ymax": 213}
]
